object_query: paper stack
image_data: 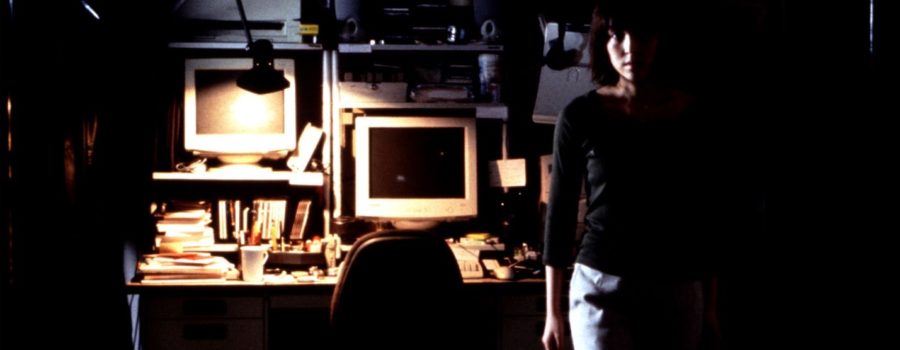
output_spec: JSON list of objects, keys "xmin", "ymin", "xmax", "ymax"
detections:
[
  {"xmin": 138, "ymin": 252, "xmax": 236, "ymax": 283},
  {"xmin": 155, "ymin": 207, "xmax": 215, "ymax": 249}
]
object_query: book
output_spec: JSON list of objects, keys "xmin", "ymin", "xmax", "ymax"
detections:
[
  {"xmin": 156, "ymin": 222, "xmax": 211, "ymax": 234},
  {"xmin": 150, "ymin": 255, "xmax": 222, "ymax": 266},
  {"xmin": 142, "ymin": 273, "xmax": 226, "ymax": 280},
  {"xmin": 289, "ymin": 199, "xmax": 312, "ymax": 241},
  {"xmin": 139, "ymin": 277, "xmax": 228, "ymax": 285},
  {"xmin": 138, "ymin": 254, "xmax": 234, "ymax": 275},
  {"xmin": 138, "ymin": 263, "xmax": 232, "ymax": 275},
  {"xmin": 160, "ymin": 209, "xmax": 209, "ymax": 220}
]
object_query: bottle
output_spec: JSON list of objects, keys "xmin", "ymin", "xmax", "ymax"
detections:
[
  {"xmin": 478, "ymin": 53, "xmax": 501, "ymax": 102},
  {"xmin": 299, "ymin": 0, "xmax": 321, "ymax": 44},
  {"xmin": 324, "ymin": 233, "xmax": 340, "ymax": 276}
]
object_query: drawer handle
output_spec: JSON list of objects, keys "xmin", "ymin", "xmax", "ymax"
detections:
[{"xmin": 183, "ymin": 323, "xmax": 228, "ymax": 340}]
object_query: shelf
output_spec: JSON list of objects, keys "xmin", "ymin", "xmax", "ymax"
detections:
[
  {"xmin": 153, "ymin": 171, "xmax": 324, "ymax": 186},
  {"xmin": 151, "ymin": 171, "xmax": 324, "ymax": 200},
  {"xmin": 339, "ymin": 102, "xmax": 507, "ymax": 119},
  {"xmin": 168, "ymin": 42, "xmax": 322, "ymax": 51},
  {"xmin": 183, "ymin": 243, "xmax": 240, "ymax": 253},
  {"xmin": 338, "ymin": 43, "xmax": 502, "ymax": 54}
]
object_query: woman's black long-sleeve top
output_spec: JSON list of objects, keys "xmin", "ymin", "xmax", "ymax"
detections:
[{"xmin": 543, "ymin": 90, "xmax": 747, "ymax": 280}]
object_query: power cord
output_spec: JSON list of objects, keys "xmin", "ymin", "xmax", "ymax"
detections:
[{"xmin": 175, "ymin": 158, "xmax": 207, "ymax": 173}]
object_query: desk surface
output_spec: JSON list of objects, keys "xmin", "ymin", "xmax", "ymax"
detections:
[{"xmin": 126, "ymin": 276, "xmax": 544, "ymax": 295}]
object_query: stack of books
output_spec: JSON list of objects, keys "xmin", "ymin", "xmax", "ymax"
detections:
[
  {"xmin": 137, "ymin": 252, "xmax": 236, "ymax": 283},
  {"xmin": 155, "ymin": 207, "xmax": 215, "ymax": 249}
]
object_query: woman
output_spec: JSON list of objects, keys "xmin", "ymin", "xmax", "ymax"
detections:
[{"xmin": 542, "ymin": 1, "xmax": 726, "ymax": 349}]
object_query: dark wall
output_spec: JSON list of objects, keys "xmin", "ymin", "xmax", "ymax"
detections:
[
  {"xmin": 767, "ymin": 1, "xmax": 886, "ymax": 348},
  {"xmin": 6, "ymin": 1, "xmax": 168, "ymax": 348},
  {"xmin": 1, "ymin": 0, "xmax": 11, "ymax": 348},
  {"xmin": 705, "ymin": 1, "xmax": 884, "ymax": 349}
]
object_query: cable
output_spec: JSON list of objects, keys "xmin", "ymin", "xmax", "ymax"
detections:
[{"xmin": 175, "ymin": 158, "xmax": 207, "ymax": 173}]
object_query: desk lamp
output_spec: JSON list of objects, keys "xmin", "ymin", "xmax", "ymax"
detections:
[{"xmin": 234, "ymin": 0, "xmax": 291, "ymax": 94}]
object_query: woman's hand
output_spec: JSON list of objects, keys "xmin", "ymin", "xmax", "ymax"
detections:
[
  {"xmin": 543, "ymin": 265, "xmax": 567, "ymax": 350},
  {"xmin": 543, "ymin": 312, "xmax": 567, "ymax": 350}
]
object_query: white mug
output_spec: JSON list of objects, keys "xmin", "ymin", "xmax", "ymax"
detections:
[{"xmin": 240, "ymin": 245, "xmax": 269, "ymax": 282}]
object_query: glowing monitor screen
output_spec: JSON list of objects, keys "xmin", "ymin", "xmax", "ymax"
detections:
[
  {"xmin": 184, "ymin": 58, "xmax": 296, "ymax": 166},
  {"xmin": 355, "ymin": 117, "xmax": 478, "ymax": 222}
]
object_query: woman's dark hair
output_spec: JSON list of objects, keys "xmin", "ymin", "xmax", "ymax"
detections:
[{"xmin": 588, "ymin": 0, "xmax": 675, "ymax": 86}]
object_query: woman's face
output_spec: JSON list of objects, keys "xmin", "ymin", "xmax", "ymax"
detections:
[{"xmin": 606, "ymin": 29, "xmax": 659, "ymax": 83}]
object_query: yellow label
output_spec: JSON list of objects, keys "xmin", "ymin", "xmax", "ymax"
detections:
[
  {"xmin": 299, "ymin": 24, "xmax": 319, "ymax": 35},
  {"xmin": 465, "ymin": 232, "xmax": 492, "ymax": 241}
]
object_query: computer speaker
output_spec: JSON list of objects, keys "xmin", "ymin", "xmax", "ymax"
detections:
[
  {"xmin": 333, "ymin": 0, "xmax": 368, "ymax": 42},
  {"xmin": 473, "ymin": 0, "xmax": 502, "ymax": 43}
]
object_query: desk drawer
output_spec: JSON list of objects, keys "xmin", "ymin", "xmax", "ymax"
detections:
[
  {"xmin": 501, "ymin": 316, "xmax": 572, "ymax": 350},
  {"xmin": 142, "ymin": 296, "xmax": 264, "ymax": 319},
  {"xmin": 501, "ymin": 316, "xmax": 545, "ymax": 350},
  {"xmin": 500, "ymin": 294, "xmax": 546, "ymax": 316},
  {"xmin": 143, "ymin": 318, "xmax": 264, "ymax": 350}
]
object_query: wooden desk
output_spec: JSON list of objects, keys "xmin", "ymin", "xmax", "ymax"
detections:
[{"xmin": 127, "ymin": 278, "xmax": 547, "ymax": 350}]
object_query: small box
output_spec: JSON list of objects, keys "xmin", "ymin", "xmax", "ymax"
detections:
[
  {"xmin": 339, "ymin": 82, "xmax": 408, "ymax": 104},
  {"xmin": 267, "ymin": 251, "xmax": 326, "ymax": 268}
]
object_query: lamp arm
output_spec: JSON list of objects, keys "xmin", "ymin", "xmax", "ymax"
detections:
[{"xmin": 234, "ymin": 0, "xmax": 254, "ymax": 47}]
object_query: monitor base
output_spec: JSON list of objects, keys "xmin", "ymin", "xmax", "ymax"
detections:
[
  {"xmin": 390, "ymin": 220, "xmax": 441, "ymax": 231},
  {"xmin": 208, "ymin": 163, "xmax": 273, "ymax": 174},
  {"xmin": 216, "ymin": 154, "xmax": 265, "ymax": 165}
]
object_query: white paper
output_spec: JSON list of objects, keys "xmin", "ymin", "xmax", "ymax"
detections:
[
  {"xmin": 488, "ymin": 158, "xmax": 527, "ymax": 188},
  {"xmin": 539, "ymin": 154, "xmax": 553, "ymax": 204}
]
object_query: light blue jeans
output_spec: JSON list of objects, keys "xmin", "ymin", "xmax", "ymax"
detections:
[{"xmin": 568, "ymin": 263, "xmax": 704, "ymax": 350}]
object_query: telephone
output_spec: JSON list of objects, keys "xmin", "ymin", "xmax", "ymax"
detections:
[{"xmin": 449, "ymin": 244, "xmax": 485, "ymax": 279}]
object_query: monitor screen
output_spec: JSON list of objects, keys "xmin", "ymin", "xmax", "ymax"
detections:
[
  {"xmin": 355, "ymin": 117, "xmax": 478, "ymax": 222},
  {"xmin": 184, "ymin": 58, "xmax": 296, "ymax": 166}
]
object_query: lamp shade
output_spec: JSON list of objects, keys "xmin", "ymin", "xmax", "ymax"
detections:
[{"xmin": 237, "ymin": 39, "xmax": 291, "ymax": 94}]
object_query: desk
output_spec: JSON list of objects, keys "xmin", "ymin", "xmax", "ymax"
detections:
[{"xmin": 126, "ymin": 278, "xmax": 548, "ymax": 350}]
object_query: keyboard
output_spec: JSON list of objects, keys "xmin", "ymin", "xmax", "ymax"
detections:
[{"xmin": 449, "ymin": 244, "xmax": 484, "ymax": 279}]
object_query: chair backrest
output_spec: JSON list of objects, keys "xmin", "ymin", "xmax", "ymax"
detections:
[{"xmin": 330, "ymin": 229, "xmax": 464, "ymax": 350}]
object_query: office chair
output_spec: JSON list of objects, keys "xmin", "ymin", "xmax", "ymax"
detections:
[{"xmin": 330, "ymin": 229, "xmax": 465, "ymax": 350}]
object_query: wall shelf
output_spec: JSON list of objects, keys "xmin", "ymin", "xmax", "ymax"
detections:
[
  {"xmin": 153, "ymin": 171, "xmax": 324, "ymax": 186},
  {"xmin": 339, "ymin": 102, "xmax": 507, "ymax": 119},
  {"xmin": 338, "ymin": 43, "xmax": 502, "ymax": 54},
  {"xmin": 151, "ymin": 171, "xmax": 324, "ymax": 201},
  {"xmin": 168, "ymin": 42, "xmax": 322, "ymax": 51}
]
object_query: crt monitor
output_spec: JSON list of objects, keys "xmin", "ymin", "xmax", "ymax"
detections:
[
  {"xmin": 355, "ymin": 116, "xmax": 478, "ymax": 227},
  {"xmin": 184, "ymin": 58, "xmax": 297, "ymax": 169}
]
